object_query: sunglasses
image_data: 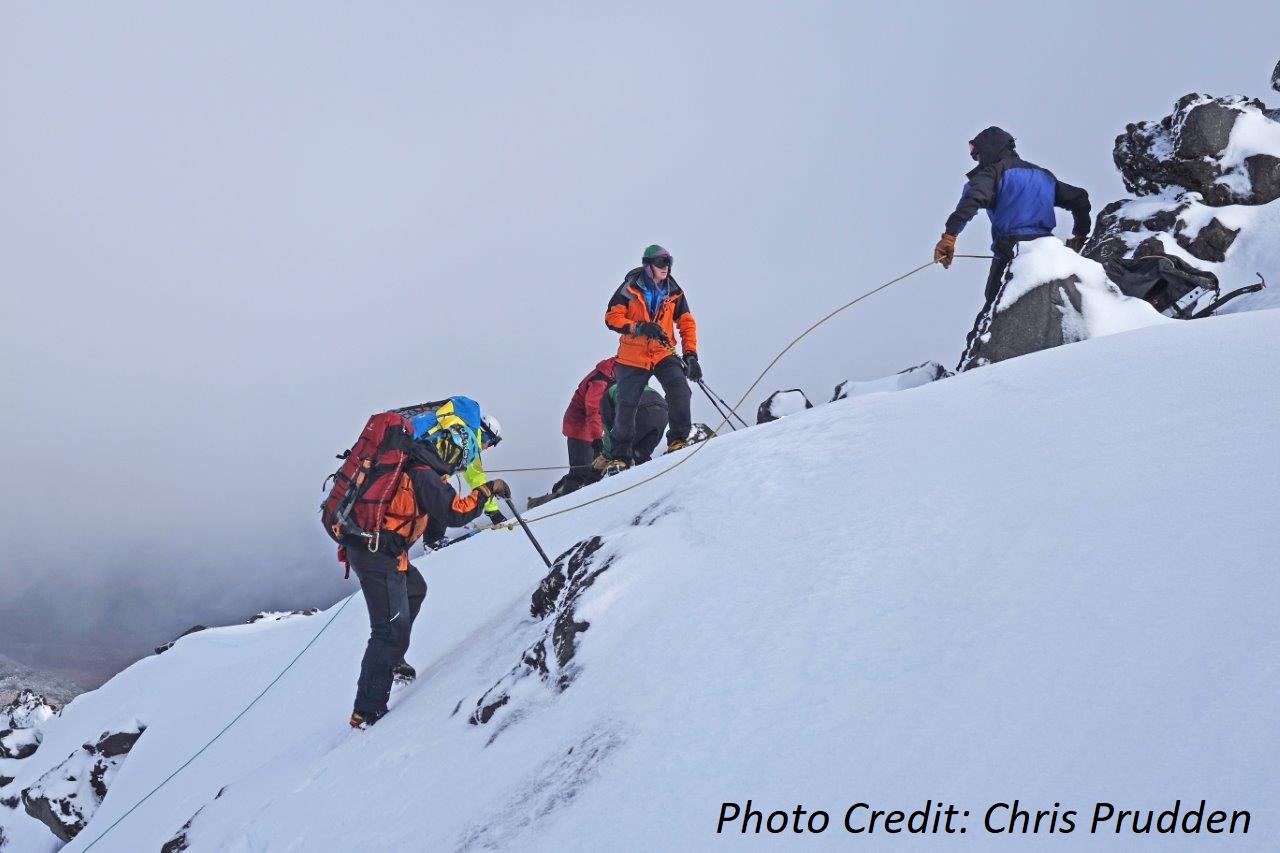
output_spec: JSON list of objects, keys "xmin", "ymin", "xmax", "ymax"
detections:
[{"xmin": 647, "ymin": 256, "xmax": 672, "ymax": 269}]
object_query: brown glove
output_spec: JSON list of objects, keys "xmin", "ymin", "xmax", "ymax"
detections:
[
  {"xmin": 591, "ymin": 454, "xmax": 608, "ymax": 472},
  {"xmin": 1066, "ymin": 234, "xmax": 1087, "ymax": 253},
  {"xmin": 934, "ymin": 233, "xmax": 957, "ymax": 268},
  {"xmin": 476, "ymin": 479, "xmax": 511, "ymax": 500}
]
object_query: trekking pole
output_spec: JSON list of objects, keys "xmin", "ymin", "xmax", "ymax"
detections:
[
  {"xmin": 697, "ymin": 379, "xmax": 751, "ymax": 429},
  {"xmin": 694, "ymin": 377, "xmax": 738, "ymax": 431},
  {"xmin": 661, "ymin": 343, "xmax": 742, "ymax": 432},
  {"xmin": 504, "ymin": 497, "xmax": 553, "ymax": 569}
]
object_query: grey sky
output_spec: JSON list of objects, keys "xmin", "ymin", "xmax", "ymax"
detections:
[{"xmin": 2, "ymin": 1, "xmax": 1275, "ymax": 684}]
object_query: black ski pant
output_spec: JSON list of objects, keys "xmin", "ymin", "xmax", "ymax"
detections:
[
  {"xmin": 959, "ymin": 236, "xmax": 1023, "ymax": 370},
  {"xmin": 611, "ymin": 357, "xmax": 691, "ymax": 458},
  {"xmin": 351, "ymin": 550, "xmax": 427, "ymax": 715},
  {"xmin": 630, "ymin": 402, "xmax": 667, "ymax": 464},
  {"xmin": 565, "ymin": 437, "xmax": 599, "ymax": 489}
]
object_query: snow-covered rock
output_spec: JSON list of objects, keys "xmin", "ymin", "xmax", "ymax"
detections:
[
  {"xmin": 831, "ymin": 361, "xmax": 949, "ymax": 401},
  {"xmin": 0, "ymin": 691, "xmax": 59, "ymax": 760},
  {"xmin": 20, "ymin": 723, "xmax": 145, "ymax": 843},
  {"xmin": 960, "ymin": 237, "xmax": 1169, "ymax": 370},
  {"xmin": 1114, "ymin": 93, "xmax": 1280, "ymax": 206},
  {"xmin": 1087, "ymin": 69, "xmax": 1280, "ymax": 316},
  {"xmin": 755, "ymin": 389, "xmax": 813, "ymax": 423}
]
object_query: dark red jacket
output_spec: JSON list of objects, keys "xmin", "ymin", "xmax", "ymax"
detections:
[{"xmin": 562, "ymin": 357, "xmax": 617, "ymax": 441}]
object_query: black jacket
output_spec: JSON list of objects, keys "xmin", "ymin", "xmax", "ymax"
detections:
[{"xmin": 945, "ymin": 126, "xmax": 1091, "ymax": 243}]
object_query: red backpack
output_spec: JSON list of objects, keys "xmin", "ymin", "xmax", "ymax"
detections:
[{"xmin": 321, "ymin": 411, "xmax": 414, "ymax": 557}]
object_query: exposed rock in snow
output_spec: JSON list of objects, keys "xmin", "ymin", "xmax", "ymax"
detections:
[
  {"xmin": 1087, "ymin": 69, "xmax": 1280, "ymax": 316},
  {"xmin": 20, "ymin": 722, "xmax": 145, "ymax": 843},
  {"xmin": 688, "ymin": 422, "xmax": 715, "ymax": 446},
  {"xmin": 961, "ymin": 238, "xmax": 1168, "ymax": 370},
  {"xmin": 1114, "ymin": 93, "xmax": 1280, "ymax": 206},
  {"xmin": 755, "ymin": 389, "xmax": 813, "ymax": 423},
  {"xmin": 0, "ymin": 692, "xmax": 58, "ymax": 761},
  {"xmin": 462, "ymin": 535, "xmax": 614, "ymax": 740},
  {"xmin": 154, "ymin": 625, "xmax": 208, "ymax": 656},
  {"xmin": 246, "ymin": 609, "xmax": 318, "ymax": 625},
  {"xmin": 162, "ymin": 786, "xmax": 227, "ymax": 853},
  {"xmin": 156, "ymin": 610, "xmax": 317, "ymax": 656},
  {"xmin": 1272, "ymin": 59, "xmax": 1280, "ymax": 94},
  {"xmin": 2, "ymin": 692, "xmax": 56, "ymax": 736},
  {"xmin": 0, "ymin": 730, "xmax": 40, "ymax": 762},
  {"xmin": 831, "ymin": 361, "xmax": 950, "ymax": 401}
]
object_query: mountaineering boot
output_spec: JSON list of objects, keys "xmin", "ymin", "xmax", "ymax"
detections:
[
  {"xmin": 602, "ymin": 458, "xmax": 630, "ymax": 477},
  {"xmin": 666, "ymin": 439, "xmax": 689, "ymax": 453},
  {"xmin": 350, "ymin": 708, "xmax": 386, "ymax": 730},
  {"xmin": 392, "ymin": 659, "xmax": 416, "ymax": 684}
]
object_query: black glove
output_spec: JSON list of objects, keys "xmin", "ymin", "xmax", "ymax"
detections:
[
  {"xmin": 477, "ymin": 478, "xmax": 511, "ymax": 500},
  {"xmin": 683, "ymin": 353, "xmax": 703, "ymax": 381},
  {"xmin": 631, "ymin": 321, "xmax": 667, "ymax": 342},
  {"xmin": 486, "ymin": 509, "xmax": 508, "ymax": 524}
]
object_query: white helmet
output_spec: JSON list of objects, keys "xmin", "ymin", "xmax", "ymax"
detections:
[{"xmin": 480, "ymin": 413, "xmax": 503, "ymax": 448}]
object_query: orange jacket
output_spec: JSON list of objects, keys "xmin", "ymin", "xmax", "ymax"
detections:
[
  {"xmin": 603, "ymin": 268, "xmax": 698, "ymax": 370},
  {"xmin": 351, "ymin": 464, "xmax": 487, "ymax": 570}
]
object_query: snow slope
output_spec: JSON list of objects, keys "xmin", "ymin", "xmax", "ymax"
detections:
[{"xmin": 2, "ymin": 310, "xmax": 1278, "ymax": 851}]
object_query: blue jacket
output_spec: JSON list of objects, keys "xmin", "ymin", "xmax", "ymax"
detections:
[{"xmin": 945, "ymin": 126, "xmax": 1091, "ymax": 248}]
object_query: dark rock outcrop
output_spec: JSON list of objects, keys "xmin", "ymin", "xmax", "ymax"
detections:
[
  {"xmin": 162, "ymin": 786, "xmax": 227, "ymax": 853},
  {"xmin": 247, "ymin": 609, "xmax": 318, "ymax": 625},
  {"xmin": 1272, "ymin": 59, "xmax": 1280, "ymax": 94},
  {"xmin": 831, "ymin": 361, "xmax": 950, "ymax": 401},
  {"xmin": 756, "ymin": 390, "xmax": 813, "ymax": 424},
  {"xmin": 463, "ymin": 536, "xmax": 615, "ymax": 742},
  {"xmin": 962, "ymin": 276, "xmax": 1089, "ymax": 370},
  {"xmin": 155, "ymin": 624, "xmax": 207, "ymax": 655},
  {"xmin": 1085, "ymin": 67, "xmax": 1279, "ymax": 319},
  {"xmin": 20, "ymin": 723, "xmax": 146, "ymax": 843},
  {"xmin": 0, "ymin": 730, "xmax": 39, "ymax": 760},
  {"xmin": 1174, "ymin": 216, "xmax": 1240, "ymax": 263},
  {"xmin": 1114, "ymin": 93, "xmax": 1280, "ymax": 206}
]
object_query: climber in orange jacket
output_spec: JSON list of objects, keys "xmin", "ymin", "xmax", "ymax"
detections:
[{"xmin": 602, "ymin": 244, "xmax": 700, "ymax": 475}]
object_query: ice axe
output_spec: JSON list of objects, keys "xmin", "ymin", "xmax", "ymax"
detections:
[{"xmin": 504, "ymin": 497, "xmax": 552, "ymax": 569}]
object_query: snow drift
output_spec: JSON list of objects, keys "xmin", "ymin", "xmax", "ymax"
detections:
[{"xmin": 2, "ymin": 306, "xmax": 1277, "ymax": 851}]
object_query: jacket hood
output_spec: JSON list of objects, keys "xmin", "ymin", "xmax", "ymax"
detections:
[
  {"xmin": 970, "ymin": 126, "xmax": 1016, "ymax": 166},
  {"xmin": 595, "ymin": 357, "xmax": 618, "ymax": 378}
]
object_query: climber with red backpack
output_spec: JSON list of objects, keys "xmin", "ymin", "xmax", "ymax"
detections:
[{"xmin": 321, "ymin": 409, "xmax": 509, "ymax": 729}]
